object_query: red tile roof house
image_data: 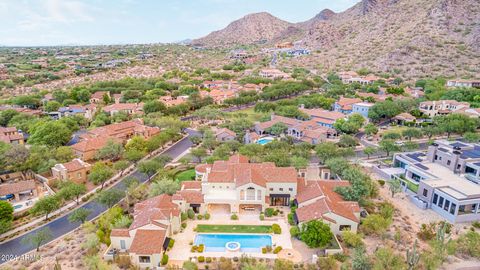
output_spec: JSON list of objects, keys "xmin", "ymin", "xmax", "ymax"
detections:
[
  {"xmin": 0, "ymin": 127, "xmax": 25, "ymax": 145},
  {"xmin": 71, "ymin": 119, "xmax": 159, "ymax": 161},
  {"xmin": 108, "ymin": 194, "xmax": 181, "ymax": 268},
  {"xmin": 0, "ymin": 180, "xmax": 38, "ymax": 203},
  {"xmin": 89, "ymin": 91, "xmax": 111, "ymax": 104},
  {"xmin": 333, "ymin": 97, "xmax": 363, "ymax": 114},
  {"xmin": 51, "ymin": 159, "xmax": 91, "ymax": 184},
  {"xmin": 294, "ymin": 179, "xmax": 360, "ymax": 234},
  {"xmin": 102, "ymin": 102, "xmax": 144, "ymax": 117}
]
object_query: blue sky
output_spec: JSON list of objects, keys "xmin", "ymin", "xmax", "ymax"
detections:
[{"xmin": 0, "ymin": 0, "xmax": 360, "ymax": 46}]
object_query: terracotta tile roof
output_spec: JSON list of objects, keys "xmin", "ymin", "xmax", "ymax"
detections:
[
  {"xmin": 205, "ymin": 155, "xmax": 297, "ymax": 187},
  {"xmin": 62, "ymin": 159, "xmax": 90, "ymax": 172},
  {"xmin": 91, "ymin": 91, "xmax": 108, "ymax": 99},
  {"xmin": 256, "ymin": 115, "xmax": 298, "ymax": 130},
  {"xmin": 195, "ymin": 164, "xmax": 212, "ymax": 174},
  {"xmin": 102, "ymin": 103, "xmax": 143, "ymax": 113},
  {"xmin": 181, "ymin": 181, "xmax": 202, "ymax": 190},
  {"xmin": 174, "ymin": 190, "xmax": 204, "ymax": 204},
  {"xmin": 129, "ymin": 229, "xmax": 166, "ymax": 254},
  {"xmin": 110, "ymin": 228, "xmax": 130, "ymax": 237},
  {"xmin": 0, "ymin": 180, "xmax": 36, "ymax": 196},
  {"xmin": 296, "ymin": 180, "xmax": 360, "ymax": 223},
  {"xmin": 336, "ymin": 97, "xmax": 362, "ymax": 108},
  {"xmin": 71, "ymin": 136, "xmax": 118, "ymax": 152},
  {"xmin": 130, "ymin": 194, "xmax": 180, "ymax": 230}
]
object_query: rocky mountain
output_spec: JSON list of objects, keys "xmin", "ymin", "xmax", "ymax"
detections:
[
  {"xmin": 193, "ymin": 0, "xmax": 480, "ymax": 79},
  {"xmin": 193, "ymin": 12, "xmax": 292, "ymax": 47}
]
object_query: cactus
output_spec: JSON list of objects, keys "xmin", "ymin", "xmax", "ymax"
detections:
[{"xmin": 406, "ymin": 239, "xmax": 420, "ymax": 270}]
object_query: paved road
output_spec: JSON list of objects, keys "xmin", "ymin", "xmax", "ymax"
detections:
[{"xmin": 0, "ymin": 129, "xmax": 199, "ymax": 264}]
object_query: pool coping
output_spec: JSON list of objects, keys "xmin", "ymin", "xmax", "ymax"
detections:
[{"xmin": 193, "ymin": 233, "xmax": 274, "ymax": 253}]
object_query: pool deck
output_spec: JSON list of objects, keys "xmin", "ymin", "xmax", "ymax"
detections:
[{"xmin": 168, "ymin": 213, "xmax": 292, "ymax": 262}]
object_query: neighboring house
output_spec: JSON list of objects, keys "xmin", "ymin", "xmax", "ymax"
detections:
[
  {"xmin": 243, "ymin": 131, "xmax": 260, "ymax": 144},
  {"xmin": 160, "ymin": 96, "xmax": 188, "ymax": 107},
  {"xmin": 71, "ymin": 136, "xmax": 119, "ymax": 161},
  {"xmin": 51, "ymin": 159, "xmax": 91, "ymax": 184},
  {"xmin": 214, "ymin": 128, "xmax": 237, "ymax": 142},
  {"xmin": 299, "ymin": 107, "xmax": 345, "ymax": 128},
  {"xmin": 108, "ymin": 194, "xmax": 180, "ymax": 268},
  {"xmin": 0, "ymin": 180, "xmax": 37, "ymax": 202},
  {"xmin": 333, "ymin": 97, "xmax": 362, "ymax": 114},
  {"xmin": 294, "ymin": 180, "xmax": 360, "ymax": 234},
  {"xmin": 0, "ymin": 127, "xmax": 24, "ymax": 145},
  {"xmin": 49, "ymin": 104, "xmax": 97, "ymax": 120},
  {"xmin": 393, "ymin": 113, "xmax": 417, "ymax": 125},
  {"xmin": 419, "ymin": 100, "xmax": 471, "ymax": 117},
  {"xmin": 200, "ymin": 89, "xmax": 236, "ymax": 104},
  {"xmin": 342, "ymin": 74, "xmax": 380, "ymax": 85},
  {"xmin": 286, "ymin": 49, "xmax": 310, "ymax": 56},
  {"xmin": 113, "ymin": 94, "xmax": 123, "ymax": 104},
  {"xmin": 447, "ymin": 80, "xmax": 480, "ymax": 88},
  {"xmin": 388, "ymin": 140, "xmax": 480, "ymax": 223},
  {"xmin": 352, "ymin": 102, "xmax": 374, "ymax": 118},
  {"xmin": 102, "ymin": 103, "xmax": 144, "ymax": 116},
  {"xmin": 259, "ymin": 69, "xmax": 290, "ymax": 79},
  {"xmin": 90, "ymin": 91, "xmax": 110, "ymax": 104}
]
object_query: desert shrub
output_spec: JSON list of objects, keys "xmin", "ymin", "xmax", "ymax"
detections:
[
  {"xmin": 181, "ymin": 212, "xmax": 188, "ymax": 222},
  {"xmin": 231, "ymin": 213, "xmax": 238, "ymax": 220},
  {"xmin": 265, "ymin": 245, "xmax": 273, "ymax": 253},
  {"xmin": 197, "ymin": 214, "xmax": 203, "ymax": 220},
  {"xmin": 262, "ymin": 247, "xmax": 267, "ymax": 254},
  {"xmin": 197, "ymin": 244, "xmax": 205, "ymax": 253},
  {"xmin": 259, "ymin": 214, "xmax": 265, "ymax": 221},
  {"xmin": 317, "ymin": 256, "xmax": 337, "ymax": 270},
  {"xmin": 361, "ymin": 214, "xmax": 391, "ymax": 235},
  {"xmin": 206, "ymin": 257, "xmax": 212, "ymax": 263},
  {"xmin": 377, "ymin": 180, "xmax": 385, "ymax": 186},
  {"xmin": 341, "ymin": 231, "xmax": 364, "ymax": 248},
  {"xmin": 198, "ymin": 256, "xmax": 205, "ymax": 263},
  {"xmin": 333, "ymin": 253, "xmax": 348, "ymax": 262},
  {"xmin": 183, "ymin": 261, "xmax": 198, "ymax": 270},
  {"xmin": 456, "ymin": 231, "xmax": 480, "ymax": 258},
  {"xmin": 187, "ymin": 209, "xmax": 195, "ymax": 219},
  {"xmin": 204, "ymin": 213, "xmax": 210, "ymax": 220},
  {"xmin": 191, "ymin": 245, "xmax": 197, "ymax": 252},
  {"xmin": 272, "ymin": 224, "xmax": 282, "ymax": 234},
  {"xmin": 265, "ymin": 208, "xmax": 275, "ymax": 217},
  {"xmin": 182, "ymin": 223, "xmax": 187, "ymax": 229},
  {"xmin": 161, "ymin": 254, "xmax": 169, "ymax": 265},
  {"xmin": 290, "ymin": 226, "xmax": 300, "ymax": 238},
  {"xmin": 273, "ymin": 246, "xmax": 283, "ymax": 254},
  {"xmin": 288, "ymin": 213, "xmax": 295, "ymax": 225},
  {"xmin": 168, "ymin": 239, "xmax": 175, "ymax": 249}
]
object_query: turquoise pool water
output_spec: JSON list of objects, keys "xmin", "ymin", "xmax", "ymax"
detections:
[
  {"xmin": 194, "ymin": 234, "xmax": 272, "ymax": 252},
  {"xmin": 256, "ymin": 138, "xmax": 273, "ymax": 145}
]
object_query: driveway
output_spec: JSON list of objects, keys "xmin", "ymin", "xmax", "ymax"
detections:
[{"xmin": 0, "ymin": 129, "xmax": 197, "ymax": 264}]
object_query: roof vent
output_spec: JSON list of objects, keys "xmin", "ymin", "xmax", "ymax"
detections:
[
  {"xmin": 453, "ymin": 146, "xmax": 461, "ymax": 150},
  {"xmin": 453, "ymin": 150, "xmax": 461, "ymax": 155}
]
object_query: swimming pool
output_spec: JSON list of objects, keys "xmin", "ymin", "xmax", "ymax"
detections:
[
  {"xmin": 256, "ymin": 137, "xmax": 273, "ymax": 145},
  {"xmin": 194, "ymin": 234, "xmax": 272, "ymax": 252}
]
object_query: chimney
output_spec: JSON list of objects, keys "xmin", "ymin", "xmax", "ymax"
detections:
[{"xmin": 426, "ymin": 143, "xmax": 438, "ymax": 163}]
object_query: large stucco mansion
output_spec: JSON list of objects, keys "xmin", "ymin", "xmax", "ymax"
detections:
[{"xmin": 107, "ymin": 154, "xmax": 359, "ymax": 269}]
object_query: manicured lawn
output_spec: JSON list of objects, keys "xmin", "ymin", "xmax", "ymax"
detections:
[
  {"xmin": 226, "ymin": 107, "xmax": 268, "ymax": 122},
  {"xmin": 196, "ymin": 224, "xmax": 272, "ymax": 233},
  {"xmin": 175, "ymin": 169, "xmax": 196, "ymax": 182}
]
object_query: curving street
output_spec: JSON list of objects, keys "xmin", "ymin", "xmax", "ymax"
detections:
[{"xmin": 0, "ymin": 129, "xmax": 199, "ymax": 264}]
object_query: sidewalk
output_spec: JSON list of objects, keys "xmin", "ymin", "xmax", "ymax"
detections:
[{"xmin": 0, "ymin": 135, "xmax": 187, "ymax": 243}]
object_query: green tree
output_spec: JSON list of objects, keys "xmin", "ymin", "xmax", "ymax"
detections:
[
  {"xmin": 88, "ymin": 162, "xmax": 114, "ymax": 189},
  {"xmin": 364, "ymin": 123, "xmax": 378, "ymax": 136},
  {"xmin": 334, "ymin": 114, "xmax": 365, "ymax": 134},
  {"xmin": 351, "ymin": 246, "xmax": 372, "ymax": 270},
  {"xmin": 191, "ymin": 147, "xmax": 207, "ymax": 163},
  {"xmin": 123, "ymin": 149, "xmax": 145, "ymax": 164},
  {"xmin": 338, "ymin": 134, "xmax": 357, "ymax": 148},
  {"xmin": 44, "ymin": 101, "xmax": 61, "ymax": 112},
  {"xmin": 29, "ymin": 121, "xmax": 73, "ymax": 147},
  {"xmin": 143, "ymin": 100, "xmax": 166, "ymax": 114},
  {"xmin": 299, "ymin": 220, "xmax": 334, "ymax": 248},
  {"xmin": 0, "ymin": 201, "xmax": 14, "ymax": 234},
  {"xmin": 361, "ymin": 214, "xmax": 391, "ymax": 236},
  {"xmin": 21, "ymin": 227, "xmax": 52, "ymax": 251},
  {"xmin": 149, "ymin": 177, "xmax": 180, "ymax": 197},
  {"xmin": 388, "ymin": 178, "xmax": 402, "ymax": 198},
  {"xmin": 95, "ymin": 139, "xmax": 124, "ymax": 161},
  {"xmin": 57, "ymin": 181, "xmax": 87, "ymax": 205},
  {"xmin": 30, "ymin": 195, "xmax": 61, "ymax": 220},
  {"xmin": 464, "ymin": 132, "xmax": 480, "ymax": 143},
  {"xmin": 68, "ymin": 208, "xmax": 91, "ymax": 224},
  {"xmin": 138, "ymin": 159, "xmax": 162, "ymax": 181},
  {"xmin": 402, "ymin": 128, "xmax": 423, "ymax": 141},
  {"xmin": 125, "ymin": 136, "xmax": 147, "ymax": 152},
  {"xmin": 95, "ymin": 189, "xmax": 123, "ymax": 208},
  {"xmin": 55, "ymin": 146, "xmax": 75, "ymax": 163},
  {"xmin": 316, "ymin": 142, "xmax": 341, "ymax": 164},
  {"xmin": 379, "ymin": 139, "xmax": 400, "ymax": 157},
  {"xmin": 403, "ymin": 141, "xmax": 419, "ymax": 151},
  {"xmin": 113, "ymin": 160, "xmax": 130, "ymax": 176},
  {"xmin": 363, "ymin": 146, "xmax": 377, "ymax": 159},
  {"xmin": 434, "ymin": 113, "xmax": 478, "ymax": 137},
  {"xmin": 266, "ymin": 122, "xmax": 288, "ymax": 136},
  {"xmin": 290, "ymin": 156, "xmax": 309, "ymax": 170}
]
